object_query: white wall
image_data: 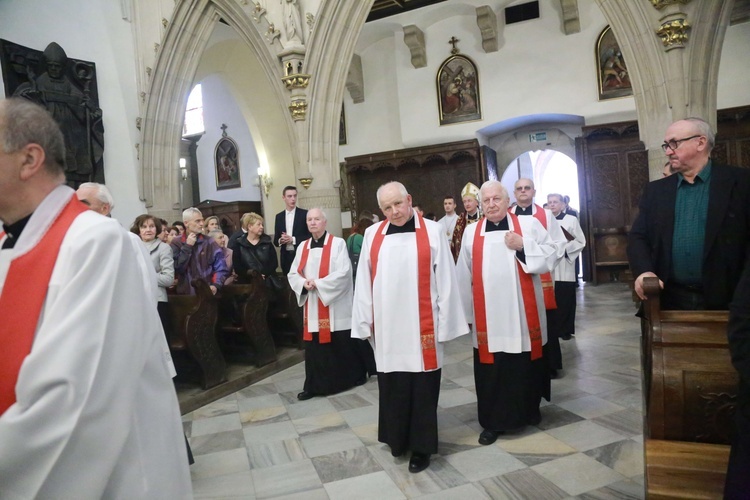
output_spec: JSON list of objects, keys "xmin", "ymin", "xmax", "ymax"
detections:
[
  {"xmin": 195, "ymin": 74, "xmax": 262, "ymax": 203},
  {"xmin": 0, "ymin": 0, "xmax": 146, "ymax": 226}
]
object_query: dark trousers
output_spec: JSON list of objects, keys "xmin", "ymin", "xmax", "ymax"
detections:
[
  {"xmin": 725, "ymin": 387, "xmax": 750, "ymax": 499},
  {"xmin": 377, "ymin": 370, "xmax": 441, "ymax": 455}
]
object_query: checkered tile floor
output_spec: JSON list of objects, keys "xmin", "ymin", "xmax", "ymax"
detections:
[{"xmin": 182, "ymin": 283, "xmax": 645, "ymax": 499}]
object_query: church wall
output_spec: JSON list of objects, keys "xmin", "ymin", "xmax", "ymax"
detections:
[
  {"xmin": 0, "ymin": 0, "xmax": 146, "ymax": 226},
  {"xmin": 341, "ymin": 0, "xmax": 750, "ymax": 162},
  {"xmin": 194, "ymin": 74, "xmax": 262, "ymax": 204}
]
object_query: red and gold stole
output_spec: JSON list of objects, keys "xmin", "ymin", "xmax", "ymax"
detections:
[
  {"xmin": 0, "ymin": 196, "xmax": 87, "ymax": 415},
  {"xmin": 524, "ymin": 205, "xmax": 557, "ymax": 310},
  {"xmin": 472, "ymin": 214, "xmax": 543, "ymax": 363},
  {"xmin": 298, "ymin": 234, "xmax": 334, "ymax": 343},
  {"xmin": 370, "ymin": 213, "xmax": 437, "ymax": 370}
]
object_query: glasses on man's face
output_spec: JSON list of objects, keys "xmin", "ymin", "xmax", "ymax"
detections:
[
  {"xmin": 515, "ymin": 186, "xmax": 533, "ymax": 192},
  {"xmin": 661, "ymin": 135, "xmax": 701, "ymax": 153}
]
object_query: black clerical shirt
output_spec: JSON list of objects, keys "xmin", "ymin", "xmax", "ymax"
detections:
[
  {"xmin": 310, "ymin": 231, "xmax": 327, "ymax": 248},
  {"xmin": 2, "ymin": 214, "xmax": 32, "ymax": 249},
  {"xmin": 386, "ymin": 215, "xmax": 416, "ymax": 234},
  {"xmin": 514, "ymin": 205, "xmax": 533, "ymax": 216}
]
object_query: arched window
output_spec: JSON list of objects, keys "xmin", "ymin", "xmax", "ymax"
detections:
[{"xmin": 183, "ymin": 84, "xmax": 205, "ymax": 137}]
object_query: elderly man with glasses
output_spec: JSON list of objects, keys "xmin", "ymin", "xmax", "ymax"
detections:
[{"xmin": 628, "ymin": 117, "xmax": 750, "ymax": 311}]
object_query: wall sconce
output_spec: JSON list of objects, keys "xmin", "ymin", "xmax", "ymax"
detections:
[
  {"xmin": 179, "ymin": 158, "xmax": 188, "ymax": 181},
  {"xmin": 259, "ymin": 172, "xmax": 273, "ymax": 198}
]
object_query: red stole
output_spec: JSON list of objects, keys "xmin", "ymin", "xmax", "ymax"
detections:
[
  {"xmin": 298, "ymin": 234, "xmax": 333, "ymax": 343},
  {"xmin": 370, "ymin": 213, "xmax": 437, "ymax": 370},
  {"xmin": 517, "ymin": 204, "xmax": 557, "ymax": 310},
  {"xmin": 472, "ymin": 214, "xmax": 543, "ymax": 363},
  {"xmin": 0, "ymin": 196, "xmax": 87, "ymax": 415}
]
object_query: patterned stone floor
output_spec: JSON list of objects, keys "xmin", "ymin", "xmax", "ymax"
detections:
[{"xmin": 183, "ymin": 282, "xmax": 645, "ymax": 499}]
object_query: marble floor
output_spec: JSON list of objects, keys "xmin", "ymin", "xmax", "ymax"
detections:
[{"xmin": 182, "ymin": 282, "xmax": 645, "ymax": 499}]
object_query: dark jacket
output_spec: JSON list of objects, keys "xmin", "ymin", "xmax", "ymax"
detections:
[
  {"xmin": 627, "ymin": 163, "xmax": 750, "ymax": 309},
  {"xmin": 233, "ymin": 233, "xmax": 278, "ymax": 282},
  {"xmin": 273, "ymin": 208, "xmax": 310, "ymax": 274},
  {"xmin": 171, "ymin": 233, "xmax": 229, "ymax": 295}
]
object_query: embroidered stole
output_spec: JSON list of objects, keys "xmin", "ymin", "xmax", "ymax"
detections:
[
  {"xmin": 472, "ymin": 214, "xmax": 543, "ymax": 363},
  {"xmin": 370, "ymin": 214, "xmax": 437, "ymax": 370},
  {"xmin": 516, "ymin": 204, "xmax": 557, "ymax": 310},
  {"xmin": 0, "ymin": 196, "xmax": 87, "ymax": 415},
  {"xmin": 298, "ymin": 234, "xmax": 333, "ymax": 343}
]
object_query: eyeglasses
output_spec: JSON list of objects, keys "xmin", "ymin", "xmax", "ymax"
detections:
[
  {"xmin": 661, "ymin": 135, "xmax": 701, "ymax": 152},
  {"xmin": 515, "ymin": 186, "xmax": 533, "ymax": 191}
]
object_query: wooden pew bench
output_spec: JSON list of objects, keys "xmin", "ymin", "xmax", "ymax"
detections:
[
  {"xmin": 641, "ymin": 277, "xmax": 737, "ymax": 499},
  {"xmin": 217, "ymin": 272, "xmax": 277, "ymax": 367},
  {"xmin": 167, "ymin": 278, "xmax": 227, "ymax": 389}
]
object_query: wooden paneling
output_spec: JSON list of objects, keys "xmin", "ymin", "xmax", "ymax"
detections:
[
  {"xmin": 344, "ymin": 140, "xmax": 482, "ymax": 220},
  {"xmin": 196, "ymin": 200, "xmax": 262, "ymax": 234}
]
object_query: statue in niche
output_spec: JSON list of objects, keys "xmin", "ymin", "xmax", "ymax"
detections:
[
  {"xmin": 280, "ymin": 0, "xmax": 303, "ymax": 46},
  {"xmin": 1, "ymin": 40, "xmax": 105, "ymax": 187}
]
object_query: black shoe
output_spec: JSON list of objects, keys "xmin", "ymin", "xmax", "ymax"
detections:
[
  {"xmin": 561, "ymin": 334, "xmax": 572, "ymax": 341},
  {"xmin": 478, "ymin": 429, "xmax": 501, "ymax": 445},
  {"xmin": 297, "ymin": 391, "xmax": 314, "ymax": 401},
  {"xmin": 408, "ymin": 453, "xmax": 430, "ymax": 473},
  {"xmin": 550, "ymin": 369, "xmax": 559, "ymax": 379},
  {"xmin": 391, "ymin": 447, "xmax": 404, "ymax": 458}
]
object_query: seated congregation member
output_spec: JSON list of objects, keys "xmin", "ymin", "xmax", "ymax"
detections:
[
  {"xmin": 346, "ymin": 214, "xmax": 374, "ymax": 286},
  {"xmin": 131, "ymin": 214, "xmax": 175, "ymax": 327},
  {"xmin": 171, "ymin": 207, "xmax": 229, "ymax": 295},
  {"xmin": 204, "ymin": 215, "xmax": 220, "ymax": 235},
  {"xmin": 455, "ymin": 180, "xmax": 558, "ymax": 445},
  {"xmin": 232, "ymin": 212, "xmax": 278, "ymax": 285},
  {"xmin": 288, "ymin": 208, "xmax": 373, "ymax": 400},
  {"xmin": 209, "ymin": 229, "xmax": 235, "ymax": 285},
  {"xmin": 0, "ymin": 97, "xmax": 191, "ymax": 497}
]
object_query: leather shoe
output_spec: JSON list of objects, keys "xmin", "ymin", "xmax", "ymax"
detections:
[
  {"xmin": 296, "ymin": 391, "xmax": 314, "ymax": 401},
  {"xmin": 390, "ymin": 447, "xmax": 404, "ymax": 458},
  {"xmin": 478, "ymin": 429, "xmax": 501, "ymax": 445},
  {"xmin": 408, "ymin": 453, "xmax": 430, "ymax": 473},
  {"xmin": 561, "ymin": 334, "xmax": 572, "ymax": 340},
  {"xmin": 550, "ymin": 369, "xmax": 559, "ymax": 379}
]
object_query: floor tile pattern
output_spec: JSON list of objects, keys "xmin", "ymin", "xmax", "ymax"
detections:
[{"xmin": 183, "ymin": 283, "xmax": 646, "ymax": 499}]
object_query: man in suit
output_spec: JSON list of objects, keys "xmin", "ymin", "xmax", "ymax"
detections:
[
  {"xmin": 628, "ymin": 117, "xmax": 750, "ymax": 310},
  {"xmin": 274, "ymin": 185, "xmax": 311, "ymax": 274}
]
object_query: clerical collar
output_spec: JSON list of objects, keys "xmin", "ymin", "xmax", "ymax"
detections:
[
  {"xmin": 2, "ymin": 213, "xmax": 33, "ymax": 249},
  {"xmin": 555, "ymin": 212, "xmax": 566, "ymax": 220},
  {"xmin": 485, "ymin": 217, "xmax": 509, "ymax": 232},
  {"xmin": 310, "ymin": 231, "xmax": 327, "ymax": 248},
  {"xmin": 386, "ymin": 215, "xmax": 416, "ymax": 234},
  {"xmin": 467, "ymin": 211, "xmax": 479, "ymax": 221},
  {"xmin": 515, "ymin": 205, "xmax": 533, "ymax": 216}
]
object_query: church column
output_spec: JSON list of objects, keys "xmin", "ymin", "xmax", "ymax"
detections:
[
  {"xmin": 290, "ymin": 0, "xmax": 374, "ymax": 236},
  {"xmin": 595, "ymin": 0, "xmax": 734, "ymax": 179}
]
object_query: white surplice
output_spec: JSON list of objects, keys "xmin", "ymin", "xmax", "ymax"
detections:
[
  {"xmin": 288, "ymin": 233, "xmax": 353, "ymax": 331},
  {"xmin": 438, "ymin": 213, "xmax": 458, "ymax": 242},
  {"xmin": 455, "ymin": 217, "xmax": 558, "ymax": 354},
  {"xmin": 511, "ymin": 204, "xmax": 567, "ymax": 265},
  {"xmin": 0, "ymin": 186, "xmax": 192, "ymax": 500},
  {"xmin": 553, "ymin": 213, "xmax": 586, "ymax": 282},
  {"xmin": 351, "ymin": 215, "xmax": 469, "ymax": 373}
]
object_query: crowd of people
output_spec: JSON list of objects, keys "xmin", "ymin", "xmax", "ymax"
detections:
[{"xmin": 3, "ymin": 97, "xmax": 749, "ymax": 495}]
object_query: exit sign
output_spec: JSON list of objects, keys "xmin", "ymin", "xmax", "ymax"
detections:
[{"xmin": 529, "ymin": 132, "xmax": 547, "ymax": 142}]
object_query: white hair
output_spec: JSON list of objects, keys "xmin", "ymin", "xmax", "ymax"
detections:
[
  {"xmin": 79, "ymin": 182, "xmax": 115, "ymax": 210},
  {"xmin": 307, "ymin": 207, "xmax": 327, "ymax": 221},
  {"xmin": 479, "ymin": 180, "xmax": 509, "ymax": 201},
  {"xmin": 376, "ymin": 181, "xmax": 409, "ymax": 207},
  {"xmin": 182, "ymin": 207, "xmax": 202, "ymax": 222}
]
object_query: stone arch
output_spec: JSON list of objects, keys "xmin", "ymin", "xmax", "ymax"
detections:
[{"xmin": 140, "ymin": 0, "xmax": 295, "ymax": 220}]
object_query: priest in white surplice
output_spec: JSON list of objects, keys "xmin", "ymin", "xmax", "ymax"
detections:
[
  {"xmin": 547, "ymin": 193, "xmax": 586, "ymax": 340},
  {"xmin": 0, "ymin": 98, "xmax": 192, "ymax": 499},
  {"xmin": 510, "ymin": 177, "xmax": 567, "ymax": 378},
  {"xmin": 456, "ymin": 180, "xmax": 559, "ymax": 446},
  {"xmin": 288, "ymin": 208, "xmax": 373, "ymax": 401},
  {"xmin": 352, "ymin": 182, "xmax": 468, "ymax": 474}
]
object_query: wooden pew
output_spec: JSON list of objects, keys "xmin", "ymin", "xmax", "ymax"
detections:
[
  {"xmin": 641, "ymin": 277, "xmax": 737, "ymax": 499},
  {"xmin": 167, "ymin": 278, "xmax": 227, "ymax": 389},
  {"xmin": 267, "ymin": 274, "xmax": 304, "ymax": 349},
  {"xmin": 218, "ymin": 271, "xmax": 278, "ymax": 367}
]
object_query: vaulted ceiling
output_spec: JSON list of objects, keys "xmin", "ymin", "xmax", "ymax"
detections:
[{"xmin": 367, "ymin": 0, "xmax": 448, "ymax": 22}]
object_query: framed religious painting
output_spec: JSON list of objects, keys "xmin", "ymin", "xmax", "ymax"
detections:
[
  {"xmin": 215, "ymin": 135, "xmax": 241, "ymax": 190},
  {"xmin": 436, "ymin": 54, "xmax": 481, "ymax": 126},
  {"xmin": 596, "ymin": 25, "xmax": 633, "ymax": 100}
]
